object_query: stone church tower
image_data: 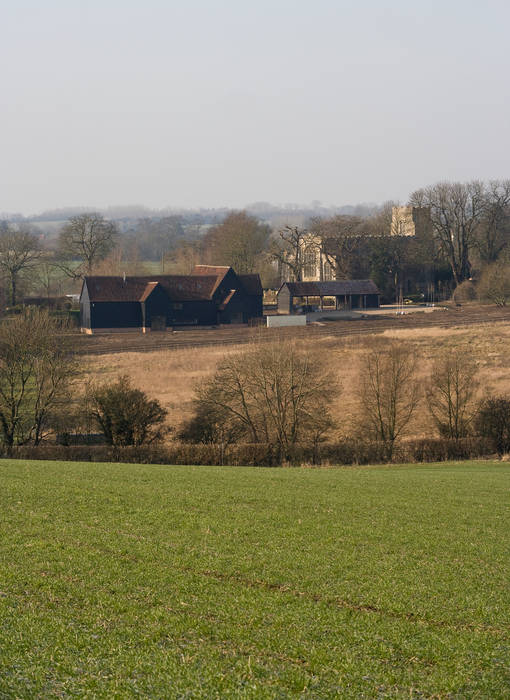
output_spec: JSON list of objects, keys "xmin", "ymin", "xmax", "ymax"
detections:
[{"xmin": 391, "ymin": 206, "xmax": 432, "ymax": 238}]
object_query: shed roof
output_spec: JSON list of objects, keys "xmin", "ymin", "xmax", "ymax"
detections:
[{"xmin": 280, "ymin": 280, "xmax": 380, "ymax": 297}]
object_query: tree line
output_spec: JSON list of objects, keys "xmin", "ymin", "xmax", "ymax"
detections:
[
  {"xmin": 2, "ymin": 312, "xmax": 509, "ymax": 461},
  {"xmin": 1, "ymin": 178, "xmax": 509, "ymax": 307}
]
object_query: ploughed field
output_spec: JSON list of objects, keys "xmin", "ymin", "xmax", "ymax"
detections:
[
  {"xmin": 1, "ymin": 460, "xmax": 509, "ymax": 698},
  {"xmin": 72, "ymin": 305, "xmax": 510, "ymax": 355}
]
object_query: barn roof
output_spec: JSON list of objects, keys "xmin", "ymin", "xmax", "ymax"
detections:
[
  {"xmin": 192, "ymin": 265, "xmax": 230, "ymax": 277},
  {"xmin": 191, "ymin": 265, "xmax": 232, "ymax": 295},
  {"xmin": 238, "ymin": 274, "xmax": 263, "ymax": 296},
  {"xmin": 84, "ymin": 275, "xmax": 219, "ymax": 303},
  {"xmin": 280, "ymin": 280, "xmax": 380, "ymax": 296}
]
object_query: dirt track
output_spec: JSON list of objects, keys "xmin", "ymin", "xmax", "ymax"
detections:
[{"xmin": 71, "ymin": 305, "xmax": 510, "ymax": 356}]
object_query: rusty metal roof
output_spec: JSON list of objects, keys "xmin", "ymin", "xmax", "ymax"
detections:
[{"xmin": 280, "ymin": 280, "xmax": 380, "ymax": 296}]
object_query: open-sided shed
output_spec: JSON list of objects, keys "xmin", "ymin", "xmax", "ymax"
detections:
[{"xmin": 277, "ymin": 280, "xmax": 380, "ymax": 314}]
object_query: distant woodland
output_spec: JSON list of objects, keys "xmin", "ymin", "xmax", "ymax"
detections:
[{"xmin": 1, "ymin": 179, "xmax": 509, "ymax": 306}]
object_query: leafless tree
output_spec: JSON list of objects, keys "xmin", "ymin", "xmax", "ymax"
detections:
[
  {"xmin": 30, "ymin": 259, "xmax": 66, "ymax": 300},
  {"xmin": 201, "ymin": 211, "xmax": 270, "ymax": 274},
  {"xmin": 0, "ymin": 224, "xmax": 42, "ymax": 305},
  {"xmin": 476, "ymin": 263, "xmax": 510, "ymax": 306},
  {"xmin": 426, "ymin": 348, "xmax": 478, "ymax": 439},
  {"xmin": 269, "ymin": 225, "xmax": 309, "ymax": 282},
  {"xmin": 359, "ymin": 342, "xmax": 420, "ymax": 460},
  {"xmin": 409, "ymin": 181, "xmax": 485, "ymax": 286},
  {"xmin": 58, "ymin": 213, "xmax": 118, "ymax": 278},
  {"xmin": 309, "ymin": 215, "xmax": 366, "ymax": 279},
  {"xmin": 168, "ymin": 239, "xmax": 202, "ymax": 274},
  {"xmin": 474, "ymin": 180, "xmax": 510, "ymax": 264},
  {"xmin": 0, "ymin": 310, "xmax": 75, "ymax": 446},
  {"xmin": 191, "ymin": 339, "xmax": 336, "ymax": 454}
]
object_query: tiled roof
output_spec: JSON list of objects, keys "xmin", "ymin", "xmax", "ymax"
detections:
[
  {"xmin": 219, "ymin": 289, "xmax": 237, "ymax": 310},
  {"xmin": 191, "ymin": 265, "xmax": 231, "ymax": 294},
  {"xmin": 281, "ymin": 280, "xmax": 380, "ymax": 296},
  {"xmin": 84, "ymin": 275, "xmax": 219, "ymax": 303},
  {"xmin": 192, "ymin": 265, "xmax": 230, "ymax": 277}
]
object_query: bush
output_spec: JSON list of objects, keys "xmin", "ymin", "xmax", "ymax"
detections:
[
  {"xmin": 477, "ymin": 263, "xmax": 510, "ymax": 306},
  {"xmin": 87, "ymin": 375, "xmax": 168, "ymax": 446},
  {"xmin": 452, "ymin": 280, "xmax": 477, "ymax": 304},
  {"xmin": 475, "ymin": 397, "xmax": 510, "ymax": 455},
  {"xmin": 0, "ymin": 437, "xmax": 495, "ymax": 466}
]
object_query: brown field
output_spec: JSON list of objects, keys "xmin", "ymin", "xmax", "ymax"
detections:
[{"xmin": 82, "ymin": 318, "xmax": 510, "ymax": 440}]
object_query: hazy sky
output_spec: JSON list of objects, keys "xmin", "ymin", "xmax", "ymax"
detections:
[{"xmin": 2, "ymin": 0, "xmax": 509, "ymax": 214}]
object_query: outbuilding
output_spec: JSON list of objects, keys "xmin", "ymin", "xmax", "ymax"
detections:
[
  {"xmin": 80, "ymin": 266, "xmax": 263, "ymax": 333},
  {"xmin": 277, "ymin": 280, "xmax": 380, "ymax": 314}
]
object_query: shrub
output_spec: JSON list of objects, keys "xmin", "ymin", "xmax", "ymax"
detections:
[
  {"xmin": 475, "ymin": 397, "xmax": 510, "ymax": 455},
  {"xmin": 477, "ymin": 263, "xmax": 510, "ymax": 306},
  {"xmin": 1, "ymin": 437, "xmax": 494, "ymax": 466},
  {"xmin": 87, "ymin": 375, "xmax": 168, "ymax": 446},
  {"xmin": 452, "ymin": 280, "xmax": 476, "ymax": 303}
]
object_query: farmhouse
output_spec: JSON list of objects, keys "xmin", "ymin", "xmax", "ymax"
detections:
[
  {"xmin": 80, "ymin": 266, "xmax": 263, "ymax": 333},
  {"xmin": 277, "ymin": 280, "xmax": 380, "ymax": 314}
]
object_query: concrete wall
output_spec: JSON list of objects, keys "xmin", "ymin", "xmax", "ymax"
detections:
[{"xmin": 267, "ymin": 315, "xmax": 307, "ymax": 328}]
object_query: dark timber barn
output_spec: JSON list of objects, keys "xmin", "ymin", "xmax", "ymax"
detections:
[
  {"xmin": 80, "ymin": 266, "xmax": 263, "ymax": 333},
  {"xmin": 277, "ymin": 280, "xmax": 380, "ymax": 314}
]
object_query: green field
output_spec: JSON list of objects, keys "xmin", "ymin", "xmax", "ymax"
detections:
[{"xmin": 0, "ymin": 460, "xmax": 509, "ymax": 698}]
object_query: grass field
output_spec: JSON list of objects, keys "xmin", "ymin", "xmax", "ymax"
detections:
[
  {"xmin": 1, "ymin": 460, "xmax": 509, "ymax": 698},
  {"xmin": 84, "ymin": 320, "xmax": 510, "ymax": 439}
]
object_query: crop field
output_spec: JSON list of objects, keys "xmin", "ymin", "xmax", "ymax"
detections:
[{"xmin": 1, "ymin": 459, "xmax": 509, "ymax": 698}]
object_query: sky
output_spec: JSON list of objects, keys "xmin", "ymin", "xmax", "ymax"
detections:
[{"xmin": 1, "ymin": 0, "xmax": 509, "ymax": 215}]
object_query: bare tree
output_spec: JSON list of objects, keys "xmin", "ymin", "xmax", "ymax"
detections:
[
  {"xmin": 426, "ymin": 349, "xmax": 478, "ymax": 439},
  {"xmin": 0, "ymin": 310, "xmax": 75, "ymax": 446},
  {"xmin": 168, "ymin": 239, "xmax": 202, "ymax": 274},
  {"xmin": 190, "ymin": 339, "xmax": 336, "ymax": 454},
  {"xmin": 30, "ymin": 259, "xmax": 66, "ymax": 300},
  {"xmin": 0, "ymin": 224, "xmax": 42, "ymax": 305},
  {"xmin": 309, "ymin": 215, "xmax": 366, "ymax": 280},
  {"xmin": 477, "ymin": 262, "xmax": 510, "ymax": 306},
  {"xmin": 359, "ymin": 342, "xmax": 420, "ymax": 460},
  {"xmin": 58, "ymin": 213, "xmax": 118, "ymax": 278},
  {"xmin": 409, "ymin": 181, "xmax": 485, "ymax": 286},
  {"xmin": 474, "ymin": 180, "xmax": 510, "ymax": 264},
  {"xmin": 269, "ymin": 225, "xmax": 309, "ymax": 282},
  {"xmin": 201, "ymin": 211, "xmax": 270, "ymax": 274}
]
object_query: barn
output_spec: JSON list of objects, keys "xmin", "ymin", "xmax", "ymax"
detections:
[
  {"xmin": 277, "ymin": 280, "xmax": 380, "ymax": 314},
  {"xmin": 80, "ymin": 266, "xmax": 263, "ymax": 333}
]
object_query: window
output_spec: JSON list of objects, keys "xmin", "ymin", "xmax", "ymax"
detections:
[{"xmin": 303, "ymin": 247, "xmax": 317, "ymax": 278}]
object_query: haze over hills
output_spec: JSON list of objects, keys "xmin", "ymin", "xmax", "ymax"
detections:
[{"xmin": 0, "ymin": 201, "xmax": 383, "ymax": 235}]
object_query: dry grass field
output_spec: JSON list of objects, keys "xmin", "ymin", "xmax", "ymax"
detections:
[{"xmin": 82, "ymin": 319, "xmax": 510, "ymax": 440}]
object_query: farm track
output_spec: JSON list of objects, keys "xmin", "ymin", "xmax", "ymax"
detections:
[{"xmin": 71, "ymin": 307, "xmax": 510, "ymax": 356}]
